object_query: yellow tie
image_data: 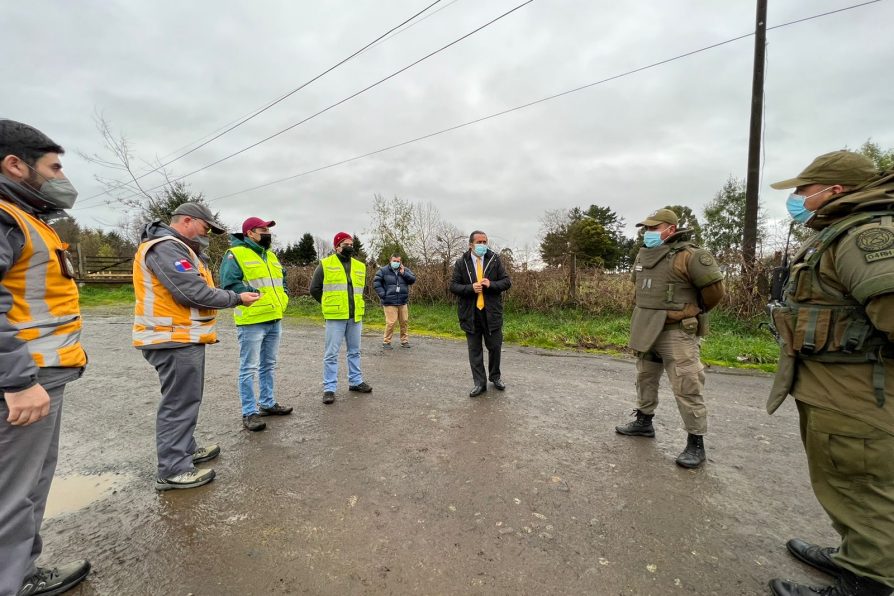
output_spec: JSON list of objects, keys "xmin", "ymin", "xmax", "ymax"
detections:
[{"xmin": 476, "ymin": 257, "xmax": 485, "ymax": 310}]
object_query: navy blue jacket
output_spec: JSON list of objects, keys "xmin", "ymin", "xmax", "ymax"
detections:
[{"xmin": 373, "ymin": 265, "xmax": 416, "ymax": 306}]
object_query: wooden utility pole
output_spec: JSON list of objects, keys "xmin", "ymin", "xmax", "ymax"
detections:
[{"xmin": 742, "ymin": 0, "xmax": 768, "ymax": 267}]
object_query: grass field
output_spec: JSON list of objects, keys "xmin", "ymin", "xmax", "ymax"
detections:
[{"xmin": 79, "ymin": 286, "xmax": 778, "ymax": 372}]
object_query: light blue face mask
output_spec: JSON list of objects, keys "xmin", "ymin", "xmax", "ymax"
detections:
[
  {"xmin": 473, "ymin": 244, "xmax": 488, "ymax": 257},
  {"xmin": 390, "ymin": 261, "xmax": 401, "ymax": 269},
  {"xmin": 643, "ymin": 231, "xmax": 663, "ymax": 248},
  {"xmin": 786, "ymin": 187, "xmax": 831, "ymax": 224}
]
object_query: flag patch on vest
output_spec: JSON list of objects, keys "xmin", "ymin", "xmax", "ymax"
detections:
[{"xmin": 174, "ymin": 259, "xmax": 194, "ymax": 272}]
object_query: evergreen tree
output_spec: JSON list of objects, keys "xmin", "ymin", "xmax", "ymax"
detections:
[{"xmin": 295, "ymin": 233, "xmax": 317, "ymax": 265}]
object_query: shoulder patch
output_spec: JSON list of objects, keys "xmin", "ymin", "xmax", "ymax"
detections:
[
  {"xmin": 174, "ymin": 259, "xmax": 194, "ymax": 272},
  {"xmin": 698, "ymin": 253, "xmax": 716, "ymax": 267},
  {"xmin": 856, "ymin": 228, "xmax": 894, "ymax": 253}
]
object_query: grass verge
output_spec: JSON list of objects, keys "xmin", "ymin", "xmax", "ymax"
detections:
[{"xmin": 79, "ymin": 287, "xmax": 778, "ymax": 372}]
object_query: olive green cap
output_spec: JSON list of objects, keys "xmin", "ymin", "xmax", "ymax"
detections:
[
  {"xmin": 769, "ymin": 150, "xmax": 877, "ymax": 189},
  {"xmin": 636, "ymin": 208, "xmax": 679, "ymax": 227}
]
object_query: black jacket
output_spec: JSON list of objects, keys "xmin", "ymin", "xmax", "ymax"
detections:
[{"xmin": 449, "ymin": 250, "xmax": 511, "ymax": 334}]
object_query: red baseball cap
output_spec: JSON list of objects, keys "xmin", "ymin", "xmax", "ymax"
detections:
[
  {"xmin": 242, "ymin": 217, "xmax": 276, "ymax": 235},
  {"xmin": 333, "ymin": 232, "xmax": 352, "ymax": 247}
]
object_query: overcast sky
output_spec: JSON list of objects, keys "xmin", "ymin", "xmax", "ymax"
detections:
[{"xmin": 3, "ymin": 0, "xmax": 892, "ymax": 256}]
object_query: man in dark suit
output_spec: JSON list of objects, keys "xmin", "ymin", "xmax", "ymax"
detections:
[{"xmin": 449, "ymin": 230, "xmax": 512, "ymax": 397}]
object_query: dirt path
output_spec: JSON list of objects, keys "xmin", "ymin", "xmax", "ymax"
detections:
[{"xmin": 44, "ymin": 310, "xmax": 832, "ymax": 595}]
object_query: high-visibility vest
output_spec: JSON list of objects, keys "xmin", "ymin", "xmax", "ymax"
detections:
[
  {"xmin": 0, "ymin": 200, "xmax": 87, "ymax": 368},
  {"xmin": 320, "ymin": 253, "xmax": 365, "ymax": 321},
  {"xmin": 228, "ymin": 245, "xmax": 288, "ymax": 325},
  {"xmin": 132, "ymin": 236, "xmax": 217, "ymax": 346}
]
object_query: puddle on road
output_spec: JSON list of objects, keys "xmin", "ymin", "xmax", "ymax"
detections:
[{"xmin": 45, "ymin": 473, "xmax": 126, "ymax": 519}]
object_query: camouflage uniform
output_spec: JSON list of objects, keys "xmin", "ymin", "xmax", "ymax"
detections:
[{"xmin": 768, "ymin": 151, "xmax": 894, "ymax": 596}]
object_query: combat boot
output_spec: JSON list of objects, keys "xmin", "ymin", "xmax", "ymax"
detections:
[
  {"xmin": 615, "ymin": 409, "xmax": 655, "ymax": 437},
  {"xmin": 675, "ymin": 433, "xmax": 706, "ymax": 468},
  {"xmin": 770, "ymin": 568, "xmax": 893, "ymax": 595}
]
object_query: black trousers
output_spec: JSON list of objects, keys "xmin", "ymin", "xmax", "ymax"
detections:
[{"xmin": 466, "ymin": 308, "xmax": 502, "ymax": 386}]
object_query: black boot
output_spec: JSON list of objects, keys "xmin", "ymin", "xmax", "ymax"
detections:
[
  {"xmin": 675, "ymin": 433, "xmax": 705, "ymax": 468},
  {"xmin": 769, "ymin": 569, "xmax": 893, "ymax": 596},
  {"xmin": 786, "ymin": 538, "xmax": 842, "ymax": 577},
  {"xmin": 615, "ymin": 409, "xmax": 655, "ymax": 437}
]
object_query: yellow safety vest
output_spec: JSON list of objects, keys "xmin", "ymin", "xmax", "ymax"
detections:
[
  {"xmin": 0, "ymin": 200, "xmax": 87, "ymax": 368},
  {"xmin": 320, "ymin": 253, "xmax": 365, "ymax": 321},
  {"xmin": 132, "ymin": 236, "xmax": 217, "ymax": 346},
  {"xmin": 228, "ymin": 245, "xmax": 288, "ymax": 325}
]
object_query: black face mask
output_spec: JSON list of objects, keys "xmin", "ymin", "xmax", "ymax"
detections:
[
  {"xmin": 340, "ymin": 246, "xmax": 354, "ymax": 257},
  {"xmin": 258, "ymin": 234, "xmax": 272, "ymax": 249}
]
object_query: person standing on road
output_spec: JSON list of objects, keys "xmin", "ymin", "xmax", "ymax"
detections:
[
  {"xmin": 614, "ymin": 208, "xmax": 724, "ymax": 469},
  {"xmin": 220, "ymin": 216, "xmax": 293, "ymax": 432},
  {"xmin": 309, "ymin": 232, "xmax": 372, "ymax": 404},
  {"xmin": 133, "ymin": 202, "xmax": 259, "ymax": 491},
  {"xmin": 449, "ymin": 230, "xmax": 511, "ymax": 398},
  {"xmin": 765, "ymin": 151, "xmax": 894, "ymax": 596},
  {"xmin": 0, "ymin": 120, "xmax": 92, "ymax": 596},
  {"xmin": 373, "ymin": 253, "xmax": 416, "ymax": 349}
]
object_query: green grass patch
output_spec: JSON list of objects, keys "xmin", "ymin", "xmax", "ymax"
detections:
[{"xmin": 80, "ymin": 287, "xmax": 779, "ymax": 371}]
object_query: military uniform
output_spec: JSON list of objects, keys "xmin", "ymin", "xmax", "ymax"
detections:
[
  {"xmin": 767, "ymin": 153, "xmax": 894, "ymax": 596},
  {"xmin": 617, "ymin": 208, "xmax": 725, "ymax": 468}
]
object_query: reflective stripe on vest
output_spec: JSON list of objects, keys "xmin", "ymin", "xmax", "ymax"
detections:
[
  {"xmin": 0, "ymin": 200, "xmax": 87, "ymax": 368},
  {"xmin": 320, "ymin": 254, "xmax": 365, "ymax": 320},
  {"xmin": 132, "ymin": 236, "xmax": 217, "ymax": 346},
  {"xmin": 229, "ymin": 245, "xmax": 289, "ymax": 325}
]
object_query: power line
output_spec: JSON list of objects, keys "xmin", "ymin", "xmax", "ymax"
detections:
[
  {"xmin": 127, "ymin": 0, "xmax": 535, "ymax": 200},
  {"xmin": 206, "ymin": 0, "xmax": 883, "ymax": 204},
  {"xmin": 78, "ymin": 0, "xmax": 447, "ymax": 204}
]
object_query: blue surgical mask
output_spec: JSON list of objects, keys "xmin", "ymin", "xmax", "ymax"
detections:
[
  {"xmin": 390, "ymin": 261, "xmax": 400, "ymax": 269},
  {"xmin": 643, "ymin": 231, "xmax": 663, "ymax": 248},
  {"xmin": 786, "ymin": 187, "xmax": 831, "ymax": 224},
  {"xmin": 473, "ymin": 244, "xmax": 487, "ymax": 257}
]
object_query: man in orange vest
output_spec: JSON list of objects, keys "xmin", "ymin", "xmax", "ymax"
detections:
[
  {"xmin": 0, "ymin": 120, "xmax": 91, "ymax": 596},
  {"xmin": 133, "ymin": 203, "xmax": 258, "ymax": 491}
]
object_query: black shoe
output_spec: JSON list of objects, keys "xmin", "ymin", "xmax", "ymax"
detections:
[
  {"xmin": 259, "ymin": 403, "xmax": 293, "ymax": 416},
  {"xmin": 770, "ymin": 570, "xmax": 893, "ymax": 596},
  {"xmin": 18, "ymin": 560, "xmax": 90, "ymax": 596},
  {"xmin": 242, "ymin": 414, "xmax": 267, "ymax": 432},
  {"xmin": 469, "ymin": 385, "xmax": 486, "ymax": 397},
  {"xmin": 401, "ymin": 342, "xmax": 411, "ymax": 349},
  {"xmin": 382, "ymin": 343, "xmax": 393, "ymax": 350},
  {"xmin": 349, "ymin": 382, "xmax": 373, "ymax": 393},
  {"xmin": 615, "ymin": 409, "xmax": 655, "ymax": 437},
  {"xmin": 786, "ymin": 538, "xmax": 842, "ymax": 577},
  {"xmin": 492, "ymin": 379, "xmax": 506, "ymax": 391},
  {"xmin": 675, "ymin": 433, "xmax": 706, "ymax": 468},
  {"xmin": 322, "ymin": 391, "xmax": 335, "ymax": 404}
]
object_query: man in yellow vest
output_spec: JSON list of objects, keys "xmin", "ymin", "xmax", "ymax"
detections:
[
  {"xmin": 309, "ymin": 232, "xmax": 372, "ymax": 404},
  {"xmin": 220, "ymin": 216, "xmax": 292, "ymax": 432},
  {"xmin": 133, "ymin": 202, "xmax": 259, "ymax": 491},
  {"xmin": 1, "ymin": 120, "xmax": 91, "ymax": 596}
]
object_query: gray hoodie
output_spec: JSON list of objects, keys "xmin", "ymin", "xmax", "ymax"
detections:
[{"xmin": 136, "ymin": 221, "xmax": 241, "ymax": 350}]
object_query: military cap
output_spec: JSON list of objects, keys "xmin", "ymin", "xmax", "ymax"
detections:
[
  {"xmin": 636, "ymin": 208, "xmax": 679, "ymax": 227},
  {"xmin": 770, "ymin": 150, "xmax": 877, "ymax": 189},
  {"xmin": 171, "ymin": 202, "xmax": 225, "ymax": 234}
]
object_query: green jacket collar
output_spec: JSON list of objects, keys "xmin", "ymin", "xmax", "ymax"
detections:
[{"xmin": 229, "ymin": 233, "xmax": 265, "ymax": 256}]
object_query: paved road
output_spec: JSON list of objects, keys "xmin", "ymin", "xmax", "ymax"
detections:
[{"xmin": 43, "ymin": 310, "xmax": 833, "ymax": 595}]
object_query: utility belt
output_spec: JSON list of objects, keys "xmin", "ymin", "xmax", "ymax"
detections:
[{"xmin": 662, "ymin": 316, "xmax": 702, "ymax": 335}]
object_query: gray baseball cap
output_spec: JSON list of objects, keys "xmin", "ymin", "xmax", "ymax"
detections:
[{"xmin": 171, "ymin": 202, "xmax": 226, "ymax": 234}]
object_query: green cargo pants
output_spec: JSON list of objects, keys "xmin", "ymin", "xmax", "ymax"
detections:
[{"xmin": 797, "ymin": 400, "xmax": 894, "ymax": 588}]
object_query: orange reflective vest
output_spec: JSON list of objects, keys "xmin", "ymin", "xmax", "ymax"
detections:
[
  {"xmin": 132, "ymin": 236, "xmax": 217, "ymax": 346},
  {"xmin": 0, "ymin": 200, "xmax": 87, "ymax": 368}
]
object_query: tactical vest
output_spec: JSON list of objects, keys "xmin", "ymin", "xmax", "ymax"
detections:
[
  {"xmin": 228, "ymin": 245, "xmax": 288, "ymax": 325},
  {"xmin": 320, "ymin": 253, "xmax": 365, "ymax": 321},
  {"xmin": 770, "ymin": 210, "xmax": 894, "ymax": 406},
  {"xmin": 0, "ymin": 200, "xmax": 87, "ymax": 368},
  {"xmin": 632, "ymin": 242, "xmax": 699, "ymax": 310},
  {"xmin": 132, "ymin": 236, "xmax": 218, "ymax": 346}
]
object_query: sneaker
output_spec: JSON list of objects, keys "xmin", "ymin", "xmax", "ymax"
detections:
[
  {"xmin": 322, "ymin": 391, "xmax": 335, "ymax": 404},
  {"xmin": 192, "ymin": 444, "xmax": 220, "ymax": 464},
  {"xmin": 382, "ymin": 343, "xmax": 393, "ymax": 350},
  {"xmin": 349, "ymin": 382, "xmax": 373, "ymax": 393},
  {"xmin": 258, "ymin": 403, "xmax": 293, "ymax": 416},
  {"xmin": 401, "ymin": 342, "xmax": 411, "ymax": 349},
  {"xmin": 18, "ymin": 560, "xmax": 91, "ymax": 596},
  {"xmin": 155, "ymin": 468, "xmax": 215, "ymax": 491},
  {"xmin": 243, "ymin": 414, "xmax": 267, "ymax": 431}
]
